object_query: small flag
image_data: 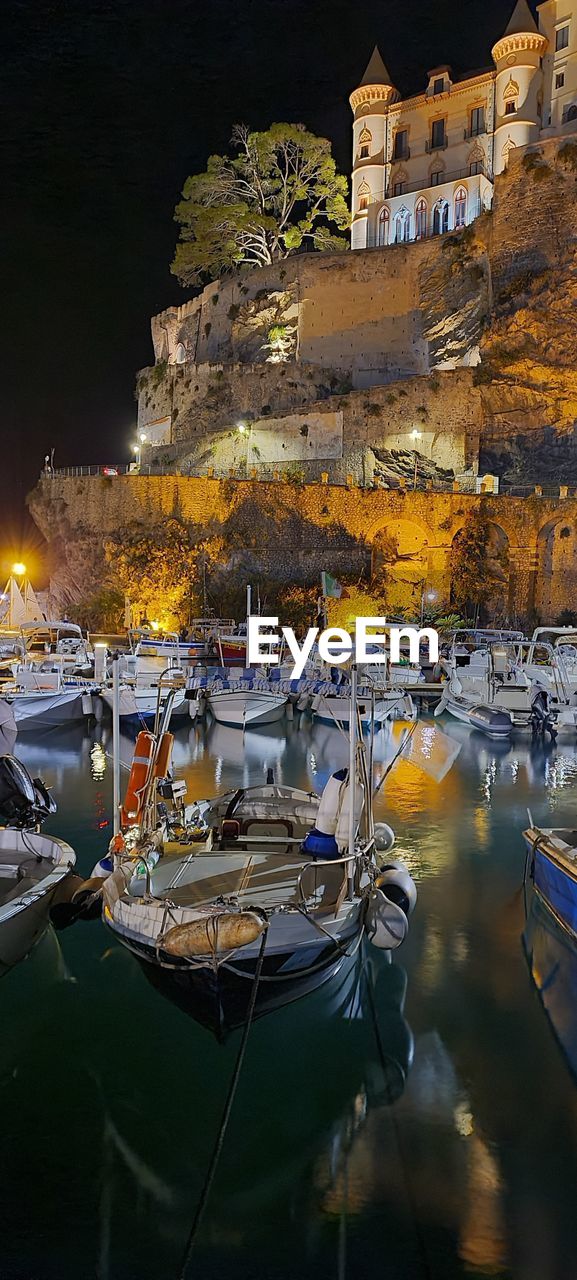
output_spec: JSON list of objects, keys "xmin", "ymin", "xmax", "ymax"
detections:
[{"xmin": 321, "ymin": 572, "xmax": 349, "ymax": 599}]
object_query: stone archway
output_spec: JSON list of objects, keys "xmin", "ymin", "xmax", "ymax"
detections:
[
  {"xmin": 450, "ymin": 518, "xmax": 510, "ymax": 620},
  {"xmin": 536, "ymin": 519, "xmax": 577, "ymax": 620},
  {"xmin": 371, "ymin": 517, "xmax": 430, "ymax": 614}
]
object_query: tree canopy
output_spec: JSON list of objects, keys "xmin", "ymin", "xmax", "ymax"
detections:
[{"xmin": 172, "ymin": 122, "xmax": 350, "ymax": 286}]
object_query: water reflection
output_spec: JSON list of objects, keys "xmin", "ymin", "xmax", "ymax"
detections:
[{"xmin": 4, "ymin": 715, "xmax": 577, "ymax": 1275}]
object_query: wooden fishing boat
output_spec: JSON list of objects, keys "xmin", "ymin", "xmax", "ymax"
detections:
[{"xmin": 91, "ymin": 674, "xmax": 417, "ymax": 1034}]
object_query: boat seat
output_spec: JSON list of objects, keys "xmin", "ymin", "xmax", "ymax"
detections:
[{"xmin": 218, "ymin": 817, "xmax": 294, "ymax": 853}]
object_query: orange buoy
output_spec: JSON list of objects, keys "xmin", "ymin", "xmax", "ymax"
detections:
[
  {"xmin": 154, "ymin": 731, "xmax": 174, "ymax": 780},
  {"xmin": 121, "ymin": 731, "xmax": 155, "ymax": 826}
]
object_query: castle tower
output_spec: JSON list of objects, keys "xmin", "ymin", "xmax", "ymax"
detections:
[
  {"xmin": 349, "ymin": 47, "xmax": 399, "ymax": 249},
  {"xmin": 491, "ymin": 0, "xmax": 547, "ymax": 173}
]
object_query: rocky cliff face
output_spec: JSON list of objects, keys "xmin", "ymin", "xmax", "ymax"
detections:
[{"xmin": 28, "ymin": 135, "xmax": 577, "ymax": 612}]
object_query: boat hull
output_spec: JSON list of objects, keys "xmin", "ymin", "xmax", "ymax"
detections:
[
  {"xmin": 9, "ymin": 689, "xmax": 87, "ymax": 729},
  {"xmin": 0, "ymin": 830, "xmax": 76, "ymax": 976},
  {"xmin": 107, "ymin": 914, "xmax": 361, "ymax": 1037},
  {"xmin": 312, "ymin": 693, "xmax": 413, "ymax": 728},
  {"xmin": 100, "ymin": 687, "xmax": 188, "ymax": 724},
  {"xmin": 524, "ymin": 829, "xmax": 577, "ymax": 941},
  {"xmin": 208, "ymin": 689, "xmax": 287, "ymax": 727}
]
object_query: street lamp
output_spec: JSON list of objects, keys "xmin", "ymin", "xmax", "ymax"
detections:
[
  {"xmin": 420, "ymin": 586, "xmax": 437, "ymax": 624},
  {"xmin": 410, "ymin": 429, "xmax": 422, "ymax": 490}
]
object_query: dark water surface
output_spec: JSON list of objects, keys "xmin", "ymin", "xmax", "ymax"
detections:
[{"xmin": 2, "ymin": 715, "xmax": 577, "ymax": 1280}]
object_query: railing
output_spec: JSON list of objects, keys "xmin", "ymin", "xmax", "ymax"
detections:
[
  {"xmin": 42, "ymin": 467, "xmax": 577, "ymax": 500},
  {"xmin": 392, "ymin": 146, "xmax": 411, "ymax": 161},
  {"xmin": 425, "ymin": 138, "xmax": 448, "ymax": 153},
  {"xmin": 385, "ymin": 165, "xmax": 489, "ymax": 198}
]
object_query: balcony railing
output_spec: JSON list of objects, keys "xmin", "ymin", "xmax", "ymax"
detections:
[
  {"xmin": 392, "ymin": 146, "xmax": 411, "ymax": 161},
  {"xmin": 464, "ymin": 126, "xmax": 486, "ymax": 140},
  {"xmin": 385, "ymin": 164, "xmax": 490, "ymax": 199}
]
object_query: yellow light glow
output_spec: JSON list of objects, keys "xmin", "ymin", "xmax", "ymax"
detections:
[
  {"xmin": 150, "ymin": 620, "xmax": 160, "ymax": 631},
  {"xmin": 410, "ymin": 429, "xmax": 422, "ymax": 442},
  {"xmin": 139, "ymin": 432, "xmax": 147, "ymax": 443},
  {"xmin": 11, "ymin": 562, "xmax": 26, "ymax": 576},
  {"xmin": 237, "ymin": 423, "xmax": 247, "ymax": 434}
]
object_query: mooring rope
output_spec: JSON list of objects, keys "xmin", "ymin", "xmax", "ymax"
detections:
[{"xmin": 176, "ymin": 924, "xmax": 268, "ymax": 1279}]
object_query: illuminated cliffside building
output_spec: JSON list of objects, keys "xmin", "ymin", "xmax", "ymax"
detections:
[{"xmin": 351, "ymin": 0, "xmax": 577, "ymax": 248}]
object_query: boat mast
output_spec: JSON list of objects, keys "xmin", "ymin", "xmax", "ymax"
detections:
[
  {"xmin": 246, "ymin": 583, "xmax": 252, "ymax": 669},
  {"xmin": 348, "ymin": 663, "xmax": 358, "ymax": 860},
  {"xmin": 112, "ymin": 654, "xmax": 121, "ymax": 835}
]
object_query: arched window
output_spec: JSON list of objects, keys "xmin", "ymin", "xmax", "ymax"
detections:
[
  {"xmin": 394, "ymin": 207, "xmax": 411, "ymax": 243},
  {"xmin": 433, "ymin": 199, "xmax": 449, "ymax": 235},
  {"xmin": 359, "ymin": 125, "xmax": 372, "ymax": 159},
  {"xmin": 358, "ymin": 179, "xmax": 370, "ymax": 211},
  {"xmin": 503, "ymin": 77, "xmax": 519, "ymax": 116},
  {"xmin": 454, "ymin": 187, "xmax": 467, "ymax": 229},
  {"xmin": 415, "ymin": 198, "xmax": 428, "ymax": 239},
  {"xmin": 174, "ymin": 342, "xmax": 186, "ymax": 364},
  {"xmin": 378, "ymin": 206, "xmax": 390, "ymax": 246}
]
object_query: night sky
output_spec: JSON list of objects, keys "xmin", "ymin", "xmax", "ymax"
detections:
[{"xmin": 2, "ymin": 0, "xmax": 527, "ymax": 561}]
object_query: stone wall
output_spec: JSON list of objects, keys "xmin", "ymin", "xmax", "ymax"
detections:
[
  {"xmin": 137, "ymin": 365, "xmax": 480, "ymax": 484},
  {"xmin": 28, "ymin": 473, "xmax": 577, "ymax": 624},
  {"xmin": 139, "ymin": 139, "xmax": 577, "ymax": 489}
]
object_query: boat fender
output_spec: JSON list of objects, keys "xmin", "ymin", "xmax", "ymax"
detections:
[
  {"xmin": 364, "ymin": 888, "xmax": 408, "ymax": 950},
  {"xmin": 301, "ymin": 768, "xmax": 347, "ymax": 859},
  {"xmin": 374, "ymin": 822, "xmax": 395, "ymax": 853},
  {"xmin": 50, "ymin": 874, "xmax": 106, "ymax": 928},
  {"xmin": 161, "ymin": 908, "xmax": 267, "ymax": 957},
  {"xmin": 375, "ymin": 863, "xmax": 417, "ymax": 916},
  {"xmin": 121, "ymin": 730, "xmax": 155, "ymax": 826},
  {"xmin": 90, "ymin": 854, "xmax": 115, "ymax": 880}
]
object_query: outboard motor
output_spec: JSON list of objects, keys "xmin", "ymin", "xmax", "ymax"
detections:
[
  {"xmin": 530, "ymin": 691, "xmax": 557, "ymax": 740},
  {"xmin": 0, "ymin": 755, "xmax": 57, "ymax": 828}
]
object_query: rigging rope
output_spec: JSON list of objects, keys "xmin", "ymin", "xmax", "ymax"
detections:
[{"xmin": 176, "ymin": 924, "xmax": 268, "ymax": 1280}]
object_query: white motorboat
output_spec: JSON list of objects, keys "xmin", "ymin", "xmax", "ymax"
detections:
[
  {"xmin": 311, "ymin": 688, "xmax": 416, "ymax": 727},
  {"xmin": 100, "ymin": 680, "xmax": 189, "ymax": 725},
  {"xmin": 0, "ymin": 756, "xmax": 76, "ymax": 975},
  {"xmin": 18, "ymin": 620, "xmax": 91, "ymax": 674},
  {"xmin": 2, "ymin": 665, "xmax": 95, "ymax": 730},
  {"xmin": 436, "ymin": 637, "xmax": 556, "ymax": 738},
  {"xmin": 90, "ymin": 674, "xmax": 416, "ymax": 1034},
  {"xmin": 207, "ymin": 686, "xmax": 288, "ymax": 727}
]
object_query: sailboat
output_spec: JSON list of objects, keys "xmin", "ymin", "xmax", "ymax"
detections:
[{"xmin": 85, "ymin": 669, "xmax": 417, "ymax": 1034}]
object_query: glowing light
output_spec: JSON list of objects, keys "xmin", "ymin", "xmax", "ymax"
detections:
[
  {"xmin": 410, "ymin": 429, "xmax": 422, "ymax": 442},
  {"xmin": 11, "ymin": 562, "xmax": 26, "ymax": 576},
  {"xmin": 237, "ymin": 423, "xmax": 247, "ymax": 435},
  {"xmin": 139, "ymin": 432, "xmax": 147, "ymax": 443},
  {"xmin": 150, "ymin": 620, "xmax": 160, "ymax": 631},
  {"xmin": 132, "ymin": 444, "xmax": 140, "ymax": 454}
]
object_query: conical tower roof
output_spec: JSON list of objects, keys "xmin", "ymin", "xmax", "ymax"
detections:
[
  {"xmin": 503, "ymin": 0, "xmax": 539, "ymax": 37},
  {"xmin": 359, "ymin": 45, "xmax": 395, "ymax": 88}
]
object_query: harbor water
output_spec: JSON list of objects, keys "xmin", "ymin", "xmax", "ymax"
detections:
[{"xmin": 2, "ymin": 714, "xmax": 577, "ymax": 1279}]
